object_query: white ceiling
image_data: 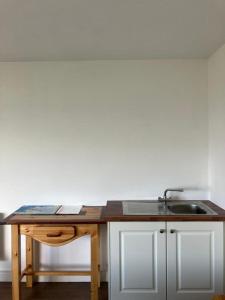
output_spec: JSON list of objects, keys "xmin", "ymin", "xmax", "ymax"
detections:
[{"xmin": 1, "ymin": 0, "xmax": 225, "ymax": 61}]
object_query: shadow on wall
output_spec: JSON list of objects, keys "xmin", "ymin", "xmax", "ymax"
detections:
[
  {"xmin": 0, "ymin": 213, "xmax": 5, "ymax": 260},
  {"xmin": 100, "ymin": 224, "xmax": 107, "ymax": 281},
  {"xmin": 34, "ymin": 241, "xmax": 40, "ymax": 282}
]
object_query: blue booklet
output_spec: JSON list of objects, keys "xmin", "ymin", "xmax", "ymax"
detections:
[{"xmin": 14, "ymin": 205, "xmax": 60, "ymax": 215}]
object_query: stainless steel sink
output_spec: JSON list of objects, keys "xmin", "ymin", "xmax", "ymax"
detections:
[
  {"xmin": 122, "ymin": 200, "xmax": 217, "ymax": 215},
  {"xmin": 167, "ymin": 203, "xmax": 207, "ymax": 214},
  {"xmin": 123, "ymin": 201, "xmax": 166, "ymax": 215}
]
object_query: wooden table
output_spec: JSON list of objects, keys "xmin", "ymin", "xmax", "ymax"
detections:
[{"xmin": 4, "ymin": 206, "xmax": 104, "ymax": 300}]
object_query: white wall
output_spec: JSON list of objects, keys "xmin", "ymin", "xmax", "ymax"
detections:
[
  {"xmin": 0, "ymin": 60, "xmax": 208, "ymax": 281},
  {"xmin": 208, "ymin": 44, "xmax": 225, "ymax": 208}
]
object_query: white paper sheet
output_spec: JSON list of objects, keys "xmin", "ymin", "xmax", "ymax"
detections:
[{"xmin": 56, "ymin": 205, "xmax": 82, "ymax": 215}]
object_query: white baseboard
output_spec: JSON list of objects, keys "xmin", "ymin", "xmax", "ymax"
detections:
[
  {"xmin": 0, "ymin": 271, "xmax": 11, "ymax": 282},
  {"xmin": 0, "ymin": 270, "xmax": 107, "ymax": 282}
]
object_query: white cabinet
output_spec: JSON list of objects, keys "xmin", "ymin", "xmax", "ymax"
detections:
[
  {"xmin": 167, "ymin": 222, "xmax": 224, "ymax": 300},
  {"xmin": 108, "ymin": 222, "xmax": 166, "ymax": 300},
  {"xmin": 108, "ymin": 221, "xmax": 224, "ymax": 300}
]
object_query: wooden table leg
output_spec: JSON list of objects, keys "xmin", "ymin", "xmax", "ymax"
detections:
[
  {"xmin": 26, "ymin": 235, "xmax": 33, "ymax": 287},
  {"xmin": 91, "ymin": 225, "xmax": 99, "ymax": 300},
  {"xmin": 11, "ymin": 225, "xmax": 21, "ymax": 300},
  {"xmin": 97, "ymin": 225, "xmax": 100, "ymax": 288}
]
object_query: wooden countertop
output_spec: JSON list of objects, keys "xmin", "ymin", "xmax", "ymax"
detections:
[
  {"xmin": 3, "ymin": 201, "xmax": 225, "ymax": 224},
  {"xmin": 3, "ymin": 206, "xmax": 105, "ymax": 224},
  {"xmin": 102, "ymin": 200, "xmax": 225, "ymax": 221}
]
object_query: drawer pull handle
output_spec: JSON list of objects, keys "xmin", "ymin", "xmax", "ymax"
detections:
[
  {"xmin": 170, "ymin": 229, "xmax": 176, "ymax": 234},
  {"xmin": 160, "ymin": 229, "xmax": 165, "ymax": 233},
  {"xmin": 46, "ymin": 232, "xmax": 63, "ymax": 238}
]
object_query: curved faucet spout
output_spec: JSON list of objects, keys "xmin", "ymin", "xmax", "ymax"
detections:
[{"xmin": 163, "ymin": 188, "xmax": 184, "ymax": 200}]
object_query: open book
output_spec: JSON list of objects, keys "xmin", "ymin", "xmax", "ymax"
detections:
[{"xmin": 14, "ymin": 205, "xmax": 82, "ymax": 215}]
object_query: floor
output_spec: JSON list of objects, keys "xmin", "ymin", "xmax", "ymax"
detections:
[{"xmin": 0, "ymin": 282, "xmax": 108, "ymax": 300}]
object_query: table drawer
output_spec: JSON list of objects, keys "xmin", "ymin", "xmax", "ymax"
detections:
[{"xmin": 21, "ymin": 225, "xmax": 76, "ymax": 246}]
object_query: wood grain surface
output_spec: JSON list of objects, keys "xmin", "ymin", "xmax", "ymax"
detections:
[
  {"xmin": 4, "ymin": 206, "xmax": 104, "ymax": 224},
  {"xmin": 4, "ymin": 201, "xmax": 225, "ymax": 224}
]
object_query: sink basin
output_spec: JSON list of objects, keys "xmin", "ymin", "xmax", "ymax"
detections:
[
  {"xmin": 122, "ymin": 200, "xmax": 217, "ymax": 215},
  {"xmin": 167, "ymin": 204, "xmax": 207, "ymax": 214},
  {"xmin": 122, "ymin": 201, "xmax": 166, "ymax": 215},
  {"xmin": 167, "ymin": 201, "xmax": 217, "ymax": 215}
]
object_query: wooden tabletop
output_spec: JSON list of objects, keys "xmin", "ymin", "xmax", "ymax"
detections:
[
  {"xmin": 3, "ymin": 206, "xmax": 105, "ymax": 224},
  {"xmin": 102, "ymin": 200, "xmax": 225, "ymax": 221}
]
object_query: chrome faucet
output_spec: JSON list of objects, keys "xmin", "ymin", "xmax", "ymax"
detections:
[{"xmin": 158, "ymin": 188, "xmax": 184, "ymax": 206}]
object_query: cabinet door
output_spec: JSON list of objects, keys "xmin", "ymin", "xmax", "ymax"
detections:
[
  {"xmin": 167, "ymin": 222, "xmax": 224, "ymax": 300},
  {"xmin": 108, "ymin": 222, "xmax": 166, "ymax": 300}
]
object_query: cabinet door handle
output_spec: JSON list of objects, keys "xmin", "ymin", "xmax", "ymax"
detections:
[
  {"xmin": 170, "ymin": 229, "xmax": 176, "ymax": 234},
  {"xmin": 46, "ymin": 232, "xmax": 63, "ymax": 237},
  {"xmin": 160, "ymin": 229, "xmax": 165, "ymax": 233}
]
